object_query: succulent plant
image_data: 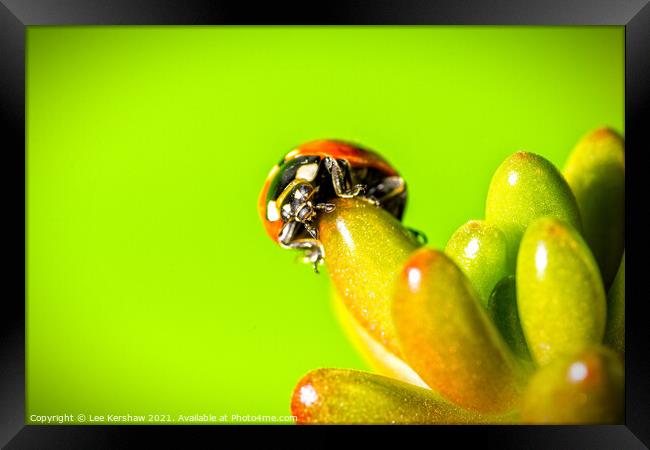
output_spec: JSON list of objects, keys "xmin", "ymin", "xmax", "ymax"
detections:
[{"xmin": 285, "ymin": 128, "xmax": 624, "ymax": 424}]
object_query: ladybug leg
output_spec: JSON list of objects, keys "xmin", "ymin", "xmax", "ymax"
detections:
[
  {"xmin": 323, "ymin": 157, "xmax": 380, "ymax": 206},
  {"xmin": 289, "ymin": 239, "xmax": 324, "ymax": 273},
  {"xmin": 300, "ymin": 222, "xmax": 326, "ymax": 272},
  {"xmin": 278, "ymin": 220, "xmax": 325, "ymax": 273},
  {"xmin": 367, "ymin": 175, "xmax": 406, "ymax": 203},
  {"xmin": 323, "ymin": 157, "xmax": 367, "ymax": 198},
  {"xmin": 406, "ymin": 227, "xmax": 428, "ymax": 245},
  {"xmin": 306, "ymin": 186, "xmax": 336, "ymax": 214},
  {"xmin": 303, "ymin": 221, "xmax": 319, "ymax": 239}
]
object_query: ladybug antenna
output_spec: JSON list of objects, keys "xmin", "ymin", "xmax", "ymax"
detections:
[{"xmin": 315, "ymin": 202, "xmax": 336, "ymax": 213}]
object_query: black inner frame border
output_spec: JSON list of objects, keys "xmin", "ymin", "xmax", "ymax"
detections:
[{"xmin": 1, "ymin": 1, "xmax": 649, "ymax": 448}]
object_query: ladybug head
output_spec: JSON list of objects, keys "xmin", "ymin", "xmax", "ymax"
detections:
[
  {"xmin": 278, "ymin": 180, "xmax": 317, "ymax": 223},
  {"xmin": 276, "ymin": 180, "xmax": 335, "ymax": 235}
]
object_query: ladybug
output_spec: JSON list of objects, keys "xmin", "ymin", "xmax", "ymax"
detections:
[{"xmin": 259, "ymin": 139, "xmax": 415, "ymax": 272}]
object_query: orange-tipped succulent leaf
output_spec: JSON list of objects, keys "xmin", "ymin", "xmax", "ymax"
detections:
[
  {"xmin": 319, "ymin": 197, "xmax": 421, "ymax": 356},
  {"xmin": 393, "ymin": 248, "xmax": 527, "ymax": 415},
  {"xmin": 291, "ymin": 368, "xmax": 517, "ymax": 424}
]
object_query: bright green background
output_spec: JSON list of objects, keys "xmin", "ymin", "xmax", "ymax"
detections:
[{"xmin": 26, "ymin": 26, "xmax": 623, "ymax": 424}]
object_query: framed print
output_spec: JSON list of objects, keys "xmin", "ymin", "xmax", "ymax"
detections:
[{"xmin": 2, "ymin": 0, "xmax": 649, "ymax": 448}]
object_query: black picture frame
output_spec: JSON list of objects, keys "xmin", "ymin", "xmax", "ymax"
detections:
[{"xmin": 2, "ymin": 1, "xmax": 649, "ymax": 448}]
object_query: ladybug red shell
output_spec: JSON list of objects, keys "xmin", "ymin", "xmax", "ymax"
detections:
[{"xmin": 258, "ymin": 139, "xmax": 409, "ymax": 271}]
